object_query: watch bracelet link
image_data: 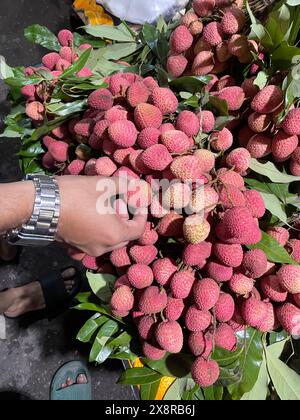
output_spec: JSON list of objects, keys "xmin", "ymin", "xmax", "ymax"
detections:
[{"xmin": 6, "ymin": 174, "xmax": 61, "ymax": 246}]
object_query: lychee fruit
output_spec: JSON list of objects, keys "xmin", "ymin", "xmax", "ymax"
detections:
[
  {"xmin": 142, "ymin": 342, "xmax": 166, "ymax": 361},
  {"xmin": 167, "ymin": 55, "xmax": 188, "ymax": 78},
  {"xmin": 114, "ymin": 275, "xmax": 131, "ymax": 289},
  {"xmin": 192, "ymin": 51, "xmax": 215, "ymax": 76},
  {"xmin": 276, "ymin": 303, "xmax": 300, "ymax": 335},
  {"xmin": 215, "ymin": 293, "xmax": 235, "ymax": 322},
  {"xmin": 58, "ymin": 29, "xmax": 73, "ymax": 47},
  {"xmin": 138, "ymin": 222, "xmax": 159, "ymax": 246},
  {"xmin": 108, "ymin": 120, "xmax": 138, "ymax": 148},
  {"xmin": 193, "ymin": 0, "xmax": 215, "ymax": 17},
  {"xmin": 165, "ymin": 296, "xmax": 185, "ymax": 321},
  {"xmin": 48, "ymin": 140, "xmax": 68, "ymax": 162},
  {"xmin": 155, "ymin": 321, "xmax": 184, "ymax": 353},
  {"xmin": 137, "ymin": 127, "xmax": 160, "ymax": 150},
  {"xmin": 152, "ymin": 258, "xmax": 178, "ymax": 287},
  {"xmin": 215, "ymin": 323, "xmax": 237, "ymax": 351},
  {"xmin": 248, "ymin": 113, "xmax": 271, "ymax": 133},
  {"xmin": 183, "ymin": 242, "xmax": 212, "ymax": 266},
  {"xmin": 176, "ymin": 110, "xmax": 201, "ymax": 137},
  {"xmin": 282, "ymin": 108, "xmax": 300, "ymax": 136},
  {"xmin": 138, "ymin": 286, "xmax": 168, "ymax": 314},
  {"xmin": 127, "ymin": 264, "xmax": 154, "ymax": 289},
  {"xmin": 95, "ymin": 157, "xmax": 117, "ymax": 176},
  {"xmin": 88, "ymin": 88, "xmax": 113, "ymax": 111},
  {"xmin": 210, "ymin": 127, "xmax": 233, "ymax": 151},
  {"xmin": 191, "ymin": 358, "xmax": 220, "ymax": 388},
  {"xmin": 203, "ymin": 22, "xmax": 224, "ymax": 47},
  {"xmin": 134, "ymin": 103, "xmax": 163, "ymax": 130},
  {"xmin": 266, "ymin": 226, "xmax": 289, "ymax": 246},
  {"xmin": 217, "ymin": 86, "xmax": 245, "ymax": 111},
  {"xmin": 66, "ymin": 159, "xmax": 85, "ymax": 175},
  {"xmin": 217, "ymin": 168, "xmax": 245, "ymax": 189},
  {"xmin": 25, "ymin": 101, "xmax": 45, "ymax": 121},
  {"xmin": 246, "ymin": 134, "xmax": 272, "ymax": 158},
  {"xmin": 242, "ymin": 249, "xmax": 268, "ymax": 278},
  {"xmin": 194, "ymin": 278, "xmax": 220, "ymax": 310},
  {"xmin": 219, "ymin": 184, "xmax": 246, "ymax": 209},
  {"xmin": 198, "ymin": 110, "xmax": 216, "ymax": 133},
  {"xmin": 183, "ymin": 215, "xmax": 211, "ymax": 244},
  {"xmin": 105, "ymin": 105, "xmax": 128, "ymax": 123},
  {"xmin": 110, "ymin": 247, "xmax": 131, "ymax": 269},
  {"xmin": 138, "ymin": 315, "xmax": 156, "ymax": 340},
  {"xmin": 260, "ymin": 275, "xmax": 288, "ymax": 303},
  {"xmin": 141, "ymin": 144, "xmax": 173, "ymax": 171},
  {"xmin": 171, "ymin": 269, "xmax": 196, "ymax": 299},
  {"xmin": 241, "ymin": 296, "xmax": 268, "ymax": 328},
  {"xmin": 226, "ymin": 147, "xmax": 251, "ymax": 173},
  {"xmin": 42, "ymin": 52, "xmax": 60, "ymax": 70},
  {"xmin": 229, "ymin": 272, "xmax": 254, "ymax": 295},
  {"xmin": 170, "ymin": 155, "xmax": 204, "ymax": 182},
  {"xmin": 170, "ymin": 25, "xmax": 194, "ymax": 54},
  {"xmin": 126, "ymin": 81, "xmax": 149, "ymax": 108},
  {"xmin": 251, "ymin": 85, "xmax": 283, "ymax": 114},
  {"xmin": 206, "ymin": 260, "xmax": 233, "ymax": 282},
  {"xmin": 161, "ymin": 130, "xmax": 191, "ymax": 154},
  {"xmin": 150, "ymin": 87, "xmax": 178, "ymax": 115},
  {"xmin": 213, "ymin": 242, "xmax": 243, "ymax": 267},
  {"xmin": 272, "ymin": 130, "xmax": 298, "ymax": 162},
  {"xmin": 277, "ymin": 265, "xmax": 300, "ymax": 294},
  {"xmin": 185, "ymin": 305, "xmax": 212, "ymax": 332},
  {"xmin": 111, "ymin": 285, "xmax": 134, "ymax": 312},
  {"xmin": 194, "ymin": 149, "xmax": 215, "ymax": 173},
  {"xmin": 221, "ymin": 6, "xmax": 246, "ymax": 35}
]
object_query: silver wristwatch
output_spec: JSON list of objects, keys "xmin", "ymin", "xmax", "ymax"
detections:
[{"xmin": 6, "ymin": 174, "xmax": 61, "ymax": 246}]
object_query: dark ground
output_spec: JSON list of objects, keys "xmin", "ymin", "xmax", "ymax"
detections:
[{"xmin": 0, "ymin": 0, "xmax": 133, "ymax": 401}]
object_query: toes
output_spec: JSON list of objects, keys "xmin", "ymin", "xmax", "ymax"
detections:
[
  {"xmin": 66, "ymin": 378, "xmax": 75, "ymax": 386},
  {"xmin": 61, "ymin": 267, "xmax": 76, "ymax": 280},
  {"xmin": 76, "ymin": 374, "xmax": 88, "ymax": 384}
]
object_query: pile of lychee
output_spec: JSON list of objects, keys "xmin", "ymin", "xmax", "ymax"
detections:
[{"xmin": 20, "ymin": 59, "xmax": 300, "ymax": 388}]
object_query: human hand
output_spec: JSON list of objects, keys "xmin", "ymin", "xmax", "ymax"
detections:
[{"xmin": 56, "ymin": 175, "xmax": 148, "ymax": 257}]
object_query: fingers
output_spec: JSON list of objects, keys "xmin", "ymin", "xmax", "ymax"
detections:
[
  {"xmin": 114, "ymin": 198, "xmax": 129, "ymax": 220},
  {"xmin": 123, "ymin": 208, "xmax": 148, "ymax": 241}
]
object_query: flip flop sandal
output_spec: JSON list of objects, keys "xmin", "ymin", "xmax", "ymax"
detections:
[
  {"xmin": 39, "ymin": 266, "xmax": 82, "ymax": 320},
  {"xmin": 50, "ymin": 361, "xmax": 92, "ymax": 401}
]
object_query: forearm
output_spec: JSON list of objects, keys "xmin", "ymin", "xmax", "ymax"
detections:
[{"xmin": 0, "ymin": 181, "xmax": 35, "ymax": 234}]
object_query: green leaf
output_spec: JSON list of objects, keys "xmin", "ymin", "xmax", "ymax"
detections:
[
  {"xmin": 84, "ymin": 25, "xmax": 135, "ymax": 42},
  {"xmin": 170, "ymin": 76, "xmax": 211, "ymax": 93},
  {"xmin": 60, "ymin": 48, "xmax": 92, "ymax": 78},
  {"xmin": 209, "ymin": 96, "xmax": 229, "ymax": 116},
  {"xmin": 140, "ymin": 380, "xmax": 161, "ymax": 400},
  {"xmin": 144, "ymin": 353, "xmax": 194, "ymax": 378},
  {"xmin": 47, "ymin": 99, "xmax": 87, "ymax": 117},
  {"xmin": 214, "ymin": 116, "xmax": 236, "ymax": 131},
  {"xmin": 266, "ymin": 346, "xmax": 300, "ymax": 400},
  {"xmin": 142, "ymin": 23, "xmax": 158, "ymax": 50},
  {"xmin": 269, "ymin": 330, "xmax": 289, "ymax": 345},
  {"xmin": 87, "ymin": 272, "xmax": 116, "ymax": 303},
  {"xmin": 250, "ymin": 159, "xmax": 300, "ymax": 183},
  {"xmin": 73, "ymin": 302, "xmax": 111, "ymax": 314},
  {"xmin": 75, "ymin": 292, "xmax": 93, "ymax": 303},
  {"xmin": 76, "ymin": 314, "xmax": 108, "ymax": 343},
  {"xmin": 254, "ymin": 71, "xmax": 268, "ymax": 89},
  {"xmin": 0, "ymin": 56, "xmax": 14, "ymax": 78},
  {"xmin": 249, "ymin": 23, "xmax": 273, "ymax": 51},
  {"xmin": 163, "ymin": 379, "xmax": 181, "ymax": 400},
  {"xmin": 268, "ymin": 339, "xmax": 289, "ymax": 358},
  {"xmin": 24, "ymin": 25, "xmax": 60, "ymax": 51},
  {"xmin": 73, "ymin": 32, "xmax": 105, "ymax": 48},
  {"xmin": 259, "ymin": 192, "xmax": 288, "ymax": 224},
  {"xmin": 287, "ymin": 0, "xmax": 300, "ymax": 4},
  {"xmin": 204, "ymin": 386, "xmax": 224, "ymax": 400},
  {"xmin": 103, "ymin": 43, "xmax": 142, "ymax": 60},
  {"xmin": 89, "ymin": 319, "xmax": 119, "ymax": 363},
  {"xmin": 227, "ymin": 329, "xmax": 264, "ymax": 400},
  {"xmin": 118, "ymin": 367, "xmax": 162, "ymax": 385},
  {"xmin": 248, "ymin": 231, "xmax": 298, "ymax": 264},
  {"xmin": 272, "ymin": 42, "xmax": 300, "ymax": 69},
  {"xmin": 241, "ymin": 358, "xmax": 269, "ymax": 400}
]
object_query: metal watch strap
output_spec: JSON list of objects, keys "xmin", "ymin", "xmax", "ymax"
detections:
[{"xmin": 7, "ymin": 174, "xmax": 61, "ymax": 246}]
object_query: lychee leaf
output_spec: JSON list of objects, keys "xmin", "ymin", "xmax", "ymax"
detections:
[
  {"xmin": 84, "ymin": 25, "xmax": 136, "ymax": 43},
  {"xmin": 247, "ymin": 231, "xmax": 298, "ymax": 265},
  {"xmin": 24, "ymin": 25, "xmax": 61, "ymax": 52},
  {"xmin": 259, "ymin": 192, "xmax": 288, "ymax": 224},
  {"xmin": 240, "ymin": 358, "xmax": 269, "ymax": 400},
  {"xmin": 87, "ymin": 272, "xmax": 117, "ymax": 303},
  {"xmin": 76, "ymin": 313, "xmax": 108, "ymax": 343},
  {"xmin": 118, "ymin": 367, "xmax": 162, "ymax": 385},
  {"xmin": 250, "ymin": 159, "xmax": 300, "ymax": 183},
  {"xmin": 143, "ymin": 353, "xmax": 194, "ymax": 378},
  {"xmin": 170, "ymin": 76, "xmax": 212, "ymax": 94},
  {"xmin": 140, "ymin": 379, "xmax": 161, "ymax": 400}
]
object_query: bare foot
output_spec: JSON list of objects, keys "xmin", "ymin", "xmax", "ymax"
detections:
[
  {"xmin": 61, "ymin": 374, "xmax": 88, "ymax": 389},
  {"xmin": 1, "ymin": 267, "xmax": 77, "ymax": 318}
]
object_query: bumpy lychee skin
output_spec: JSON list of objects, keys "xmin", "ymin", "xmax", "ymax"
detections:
[
  {"xmin": 194, "ymin": 149, "xmax": 215, "ymax": 173},
  {"xmin": 42, "ymin": 52, "xmax": 60, "ymax": 70},
  {"xmin": 181, "ymin": 10, "xmax": 199, "ymax": 27},
  {"xmin": 142, "ymin": 144, "xmax": 173, "ymax": 171},
  {"xmin": 194, "ymin": 278, "xmax": 220, "ymax": 311},
  {"xmin": 138, "ymin": 222, "xmax": 158, "ymax": 246},
  {"xmin": 183, "ymin": 216, "xmax": 211, "ymax": 245},
  {"xmin": 162, "ymin": 182, "xmax": 191, "ymax": 211},
  {"xmin": 167, "ymin": 55, "xmax": 188, "ymax": 78},
  {"xmin": 111, "ymin": 285, "xmax": 134, "ymax": 313},
  {"xmin": 165, "ymin": 297, "xmax": 185, "ymax": 321},
  {"xmin": 155, "ymin": 321, "xmax": 184, "ymax": 353},
  {"xmin": 226, "ymin": 147, "xmax": 251, "ymax": 173},
  {"xmin": 176, "ymin": 110, "xmax": 201, "ymax": 137},
  {"xmin": 277, "ymin": 265, "xmax": 300, "ymax": 294},
  {"xmin": 248, "ymin": 112, "xmax": 271, "ymax": 133},
  {"xmin": 251, "ymin": 85, "xmax": 284, "ymax": 114},
  {"xmin": 216, "ymin": 207, "xmax": 261, "ymax": 245},
  {"xmin": 188, "ymin": 332, "xmax": 212, "ymax": 358},
  {"xmin": 221, "ymin": 6, "xmax": 246, "ymax": 35},
  {"xmin": 126, "ymin": 81, "xmax": 149, "ymax": 108},
  {"xmin": 243, "ymin": 190, "xmax": 266, "ymax": 219},
  {"xmin": 42, "ymin": 152, "xmax": 55, "ymax": 170},
  {"xmin": 193, "ymin": 0, "xmax": 215, "ymax": 17},
  {"xmin": 138, "ymin": 286, "xmax": 168, "ymax": 314},
  {"xmin": 272, "ymin": 130, "xmax": 298, "ymax": 162},
  {"xmin": 134, "ymin": 103, "xmax": 163, "ymax": 130},
  {"xmin": 150, "ymin": 87, "xmax": 178, "ymax": 115},
  {"xmin": 247, "ymin": 134, "xmax": 272, "ymax": 158},
  {"xmin": 203, "ymin": 22, "xmax": 224, "ymax": 47},
  {"xmin": 219, "ymin": 184, "xmax": 246, "ymax": 209},
  {"xmin": 88, "ymin": 88, "xmax": 113, "ymax": 110},
  {"xmin": 185, "ymin": 306, "xmax": 212, "ymax": 332},
  {"xmin": 215, "ymin": 323, "xmax": 237, "ymax": 351},
  {"xmin": 95, "ymin": 157, "xmax": 117, "ymax": 176},
  {"xmin": 109, "ymin": 120, "xmax": 138, "ymax": 148},
  {"xmin": 242, "ymin": 249, "xmax": 268, "ymax": 278},
  {"xmin": 130, "ymin": 245, "xmax": 158, "ymax": 266},
  {"xmin": 282, "ymin": 108, "xmax": 300, "ymax": 136},
  {"xmin": 290, "ymin": 160, "xmax": 300, "ymax": 176},
  {"xmin": 171, "ymin": 270, "xmax": 196, "ymax": 299},
  {"xmin": 48, "ymin": 141, "xmax": 69, "ymax": 162},
  {"xmin": 26, "ymin": 101, "xmax": 45, "ymax": 121},
  {"xmin": 110, "ymin": 247, "xmax": 131, "ymax": 269},
  {"xmin": 142, "ymin": 341, "xmax": 166, "ymax": 361},
  {"xmin": 277, "ymin": 303, "xmax": 300, "ymax": 335},
  {"xmin": 293, "ymin": 293, "xmax": 300, "ymax": 308},
  {"xmin": 292, "ymin": 147, "xmax": 300, "ymax": 165},
  {"xmin": 257, "ymin": 302, "xmax": 276, "ymax": 333},
  {"xmin": 197, "ymin": 109, "xmax": 215, "ymax": 133},
  {"xmin": 58, "ymin": 29, "xmax": 73, "ymax": 47},
  {"xmin": 170, "ymin": 155, "xmax": 204, "ymax": 182},
  {"xmin": 260, "ymin": 275, "xmax": 288, "ymax": 303},
  {"xmin": 109, "ymin": 74, "xmax": 130, "ymax": 96},
  {"xmin": 206, "ymin": 260, "xmax": 233, "ymax": 283},
  {"xmin": 127, "ymin": 264, "xmax": 154, "ymax": 289},
  {"xmin": 114, "ymin": 275, "xmax": 131, "ymax": 290},
  {"xmin": 152, "ymin": 258, "xmax": 178, "ymax": 286},
  {"xmin": 216, "ymin": 42, "xmax": 232, "ymax": 63},
  {"xmin": 217, "ymin": 86, "xmax": 245, "ymax": 111},
  {"xmin": 161, "ymin": 130, "xmax": 191, "ymax": 154},
  {"xmin": 229, "ymin": 273, "xmax": 254, "ymax": 296},
  {"xmin": 183, "ymin": 242, "xmax": 212, "ymax": 266},
  {"xmin": 210, "ymin": 128, "xmax": 233, "ymax": 151},
  {"xmin": 138, "ymin": 315, "xmax": 156, "ymax": 340},
  {"xmin": 192, "ymin": 358, "xmax": 220, "ymax": 388},
  {"xmin": 217, "ymin": 168, "xmax": 245, "ymax": 189},
  {"xmin": 287, "ymin": 239, "xmax": 300, "ymax": 264},
  {"xmin": 241, "ymin": 296, "xmax": 268, "ymax": 328},
  {"xmin": 170, "ymin": 25, "xmax": 194, "ymax": 54},
  {"xmin": 192, "ymin": 51, "xmax": 215, "ymax": 76},
  {"xmin": 242, "ymin": 77, "xmax": 259, "ymax": 99},
  {"xmin": 267, "ymin": 226, "xmax": 289, "ymax": 246},
  {"xmin": 215, "ymin": 293, "xmax": 235, "ymax": 322},
  {"xmin": 213, "ymin": 242, "xmax": 243, "ymax": 268}
]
